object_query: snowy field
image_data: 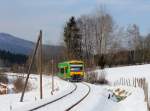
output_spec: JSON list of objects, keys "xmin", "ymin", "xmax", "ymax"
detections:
[
  {"xmin": 71, "ymin": 84, "xmax": 147, "ymax": 111},
  {"xmin": 0, "ymin": 74, "xmax": 75, "ymax": 111},
  {"xmin": 0, "ymin": 64, "xmax": 150, "ymax": 111},
  {"xmin": 103, "ymin": 64, "xmax": 150, "ymax": 97},
  {"xmin": 104, "ymin": 64, "xmax": 150, "ymax": 84}
]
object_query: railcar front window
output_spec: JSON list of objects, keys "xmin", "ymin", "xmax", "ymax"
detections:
[{"xmin": 70, "ymin": 66, "xmax": 83, "ymax": 72}]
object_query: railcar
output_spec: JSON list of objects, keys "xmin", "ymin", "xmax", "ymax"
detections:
[{"xmin": 57, "ymin": 60, "xmax": 84, "ymax": 81}]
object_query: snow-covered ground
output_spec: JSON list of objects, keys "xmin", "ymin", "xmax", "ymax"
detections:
[
  {"xmin": 0, "ymin": 74, "xmax": 75, "ymax": 111},
  {"xmin": 34, "ymin": 83, "xmax": 89, "ymax": 111},
  {"xmin": 71, "ymin": 84, "xmax": 147, "ymax": 111},
  {"xmin": 104, "ymin": 64, "xmax": 150, "ymax": 84},
  {"xmin": 0, "ymin": 64, "xmax": 150, "ymax": 111},
  {"xmin": 102, "ymin": 64, "xmax": 150, "ymax": 97}
]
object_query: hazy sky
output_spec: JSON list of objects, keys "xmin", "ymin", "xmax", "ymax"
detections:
[{"xmin": 0, "ymin": 0, "xmax": 150, "ymax": 45}]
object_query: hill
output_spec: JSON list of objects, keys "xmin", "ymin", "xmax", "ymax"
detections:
[{"xmin": 0, "ymin": 33, "xmax": 63, "ymax": 56}]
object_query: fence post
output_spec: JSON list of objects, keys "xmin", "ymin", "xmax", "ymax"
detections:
[
  {"xmin": 133, "ymin": 77, "xmax": 134, "ymax": 87},
  {"xmin": 128, "ymin": 78, "xmax": 130, "ymax": 86},
  {"xmin": 135, "ymin": 78, "xmax": 137, "ymax": 87}
]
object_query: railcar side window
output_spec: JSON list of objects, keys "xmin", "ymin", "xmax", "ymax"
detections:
[
  {"xmin": 65, "ymin": 67, "xmax": 68, "ymax": 73},
  {"xmin": 60, "ymin": 68, "xmax": 64, "ymax": 73}
]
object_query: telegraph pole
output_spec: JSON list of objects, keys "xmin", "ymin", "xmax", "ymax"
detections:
[
  {"xmin": 39, "ymin": 30, "xmax": 43, "ymax": 99},
  {"xmin": 20, "ymin": 31, "xmax": 42, "ymax": 102},
  {"xmin": 51, "ymin": 57, "xmax": 54, "ymax": 95}
]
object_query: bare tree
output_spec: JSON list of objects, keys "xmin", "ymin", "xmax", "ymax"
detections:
[
  {"xmin": 143, "ymin": 34, "xmax": 150, "ymax": 62},
  {"xmin": 93, "ymin": 9, "xmax": 114, "ymax": 68},
  {"xmin": 126, "ymin": 24, "xmax": 142, "ymax": 63},
  {"xmin": 77, "ymin": 15, "xmax": 95, "ymax": 67},
  {"xmin": 77, "ymin": 9, "xmax": 115, "ymax": 68}
]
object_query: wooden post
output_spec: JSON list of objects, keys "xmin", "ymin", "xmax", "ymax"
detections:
[
  {"xmin": 138, "ymin": 78, "xmax": 139, "ymax": 87},
  {"xmin": 133, "ymin": 77, "xmax": 134, "ymax": 87},
  {"xmin": 128, "ymin": 79, "xmax": 130, "ymax": 86},
  {"xmin": 123, "ymin": 78, "xmax": 125, "ymax": 85},
  {"xmin": 145, "ymin": 82, "xmax": 148, "ymax": 102},
  {"xmin": 51, "ymin": 58, "xmax": 54, "ymax": 95},
  {"xmin": 135, "ymin": 78, "xmax": 137, "ymax": 87},
  {"xmin": 39, "ymin": 30, "xmax": 43, "ymax": 99},
  {"xmin": 20, "ymin": 31, "xmax": 41, "ymax": 102}
]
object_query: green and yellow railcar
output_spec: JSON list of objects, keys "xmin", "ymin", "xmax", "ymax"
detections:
[{"xmin": 57, "ymin": 60, "xmax": 84, "ymax": 81}]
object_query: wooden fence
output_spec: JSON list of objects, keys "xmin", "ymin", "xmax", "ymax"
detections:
[{"xmin": 113, "ymin": 77, "xmax": 149, "ymax": 110}]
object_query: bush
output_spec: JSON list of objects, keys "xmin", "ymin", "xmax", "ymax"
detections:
[
  {"xmin": 85, "ymin": 71, "xmax": 98, "ymax": 84},
  {"xmin": 0, "ymin": 74, "xmax": 8, "ymax": 84},
  {"xmin": 97, "ymin": 70, "xmax": 109, "ymax": 84},
  {"xmin": 13, "ymin": 77, "xmax": 31, "ymax": 93},
  {"xmin": 85, "ymin": 70, "xmax": 109, "ymax": 85}
]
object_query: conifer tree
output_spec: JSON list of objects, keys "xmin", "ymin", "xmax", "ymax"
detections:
[{"xmin": 64, "ymin": 16, "xmax": 82, "ymax": 60}]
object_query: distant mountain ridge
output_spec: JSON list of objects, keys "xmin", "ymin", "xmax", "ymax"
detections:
[{"xmin": 0, "ymin": 33, "xmax": 63, "ymax": 56}]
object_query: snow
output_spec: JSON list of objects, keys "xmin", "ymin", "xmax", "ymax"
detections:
[
  {"xmin": 13, "ymin": 79, "xmax": 75, "ymax": 111},
  {"xmin": 0, "ymin": 64, "xmax": 150, "ymax": 111},
  {"xmin": 0, "ymin": 74, "xmax": 74, "ymax": 111},
  {"xmin": 97, "ymin": 64, "xmax": 150, "ymax": 99},
  {"xmin": 70, "ymin": 84, "xmax": 147, "ymax": 111},
  {"xmin": 34, "ymin": 83, "xmax": 89, "ymax": 111},
  {"xmin": 104, "ymin": 64, "xmax": 150, "ymax": 83}
]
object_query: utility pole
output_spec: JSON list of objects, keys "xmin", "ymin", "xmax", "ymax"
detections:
[
  {"xmin": 20, "ymin": 31, "xmax": 41, "ymax": 102},
  {"xmin": 51, "ymin": 57, "xmax": 54, "ymax": 95},
  {"xmin": 39, "ymin": 30, "xmax": 43, "ymax": 99},
  {"xmin": 20, "ymin": 30, "xmax": 43, "ymax": 102}
]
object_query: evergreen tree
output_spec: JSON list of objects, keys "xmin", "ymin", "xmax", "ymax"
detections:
[
  {"xmin": 64, "ymin": 16, "xmax": 82, "ymax": 60},
  {"xmin": 0, "ymin": 49, "xmax": 28, "ymax": 67}
]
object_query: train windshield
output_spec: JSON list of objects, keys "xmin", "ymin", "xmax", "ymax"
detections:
[{"xmin": 70, "ymin": 64, "xmax": 83, "ymax": 72}]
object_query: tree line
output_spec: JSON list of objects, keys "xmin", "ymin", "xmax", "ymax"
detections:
[
  {"xmin": 63, "ymin": 9, "xmax": 150, "ymax": 69},
  {"xmin": 0, "ymin": 49, "xmax": 28, "ymax": 67}
]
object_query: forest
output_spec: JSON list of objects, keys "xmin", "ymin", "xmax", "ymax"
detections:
[
  {"xmin": 0, "ymin": 49, "xmax": 28, "ymax": 67},
  {"xmin": 62, "ymin": 9, "xmax": 150, "ymax": 68}
]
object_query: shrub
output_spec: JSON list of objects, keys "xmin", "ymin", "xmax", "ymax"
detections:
[
  {"xmin": 85, "ymin": 70, "xmax": 109, "ymax": 85},
  {"xmin": 85, "ymin": 71, "xmax": 98, "ymax": 84},
  {"xmin": 0, "ymin": 74, "xmax": 8, "ymax": 84},
  {"xmin": 13, "ymin": 77, "xmax": 31, "ymax": 93},
  {"xmin": 97, "ymin": 70, "xmax": 109, "ymax": 84}
]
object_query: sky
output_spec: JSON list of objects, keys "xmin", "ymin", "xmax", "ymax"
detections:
[{"xmin": 0, "ymin": 0, "xmax": 150, "ymax": 45}]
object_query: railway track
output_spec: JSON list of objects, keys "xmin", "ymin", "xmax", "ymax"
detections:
[
  {"xmin": 29, "ymin": 82, "xmax": 90, "ymax": 111},
  {"xmin": 29, "ymin": 83, "xmax": 77, "ymax": 111},
  {"xmin": 65, "ymin": 82, "xmax": 91, "ymax": 111}
]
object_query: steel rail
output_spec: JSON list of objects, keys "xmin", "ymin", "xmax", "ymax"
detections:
[
  {"xmin": 29, "ymin": 83, "xmax": 77, "ymax": 111},
  {"xmin": 65, "ymin": 82, "xmax": 91, "ymax": 111}
]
